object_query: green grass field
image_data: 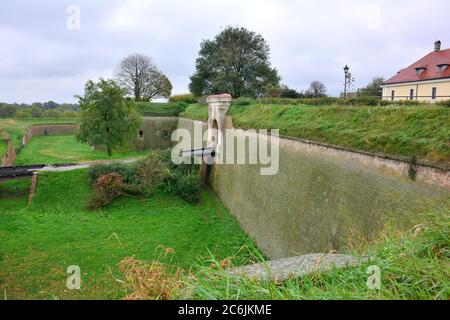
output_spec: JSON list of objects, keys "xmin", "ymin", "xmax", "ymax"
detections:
[
  {"xmin": 181, "ymin": 103, "xmax": 450, "ymax": 166},
  {"xmin": 15, "ymin": 135, "xmax": 149, "ymax": 165},
  {"xmin": 0, "ymin": 118, "xmax": 78, "ymax": 148},
  {"xmin": 0, "ymin": 170, "xmax": 255, "ymax": 299}
]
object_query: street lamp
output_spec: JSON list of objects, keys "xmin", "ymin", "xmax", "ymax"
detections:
[{"xmin": 343, "ymin": 65, "xmax": 350, "ymax": 99}]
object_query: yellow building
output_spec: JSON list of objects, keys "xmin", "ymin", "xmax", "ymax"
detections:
[{"xmin": 381, "ymin": 41, "xmax": 450, "ymax": 102}]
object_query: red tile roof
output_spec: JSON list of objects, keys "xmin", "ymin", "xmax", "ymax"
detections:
[{"xmin": 384, "ymin": 48, "xmax": 450, "ymax": 85}]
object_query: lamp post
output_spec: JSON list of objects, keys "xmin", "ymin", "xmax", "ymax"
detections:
[{"xmin": 343, "ymin": 65, "xmax": 350, "ymax": 99}]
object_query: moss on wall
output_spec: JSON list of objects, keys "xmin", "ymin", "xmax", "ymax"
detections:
[
  {"xmin": 135, "ymin": 117, "xmax": 179, "ymax": 151},
  {"xmin": 178, "ymin": 118, "xmax": 450, "ymax": 259}
]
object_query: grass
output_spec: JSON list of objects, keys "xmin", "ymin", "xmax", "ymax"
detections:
[
  {"xmin": 0, "ymin": 169, "xmax": 256, "ymax": 299},
  {"xmin": 179, "ymin": 208, "xmax": 449, "ymax": 300},
  {"xmin": 0, "ymin": 118, "xmax": 78, "ymax": 148},
  {"xmin": 181, "ymin": 103, "xmax": 450, "ymax": 166},
  {"xmin": 15, "ymin": 135, "xmax": 149, "ymax": 165},
  {"xmin": 180, "ymin": 103, "xmax": 209, "ymax": 122},
  {"xmin": 135, "ymin": 102, "xmax": 184, "ymax": 117}
]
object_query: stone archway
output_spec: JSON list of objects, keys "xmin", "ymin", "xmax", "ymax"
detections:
[
  {"xmin": 200, "ymin": 94, "xmax": 232, "ymax": 184},
  {"xmin": 206, "ymin": 94, "xmax": 232, "ymax": 149}
]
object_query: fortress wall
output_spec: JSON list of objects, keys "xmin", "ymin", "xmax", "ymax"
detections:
[
  {"xmin": 1, "ymin": 139, "xmax": 16, "ymax": 167},
  {"xmin": 22, "ymin": 124, "xmax": 79, "ymax": 145},
  {"xmin": 136, "ymin": 117, "xmax": 179, "ymax": 151},
  {"xmin": 178, "ymin": 117, "xmax": 450, "ymax": 259}
]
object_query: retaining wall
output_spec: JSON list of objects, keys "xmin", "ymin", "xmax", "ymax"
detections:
[
  {"xmin": 1, "ymin": 139, "xmax": 16, "ymax": 167},
  {"xmin": 178, "ymin": 117, "xmax": 450, "ymax": 259},
  {"xmin": 136, "ymin": 117, "xmax": 179, "ymax": 151},
  {"xmin": 22, "ymin": 124, "xmax": 79, "ymax": 145}
]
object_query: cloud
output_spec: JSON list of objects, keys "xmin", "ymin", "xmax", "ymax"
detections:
[{"xmin": 0, "ymin": 0, "xmax": 449, "ymax": 103}]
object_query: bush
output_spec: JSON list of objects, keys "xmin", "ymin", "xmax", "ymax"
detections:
[
  {"xmin": 88, "ymin": 163, "xmax": 139, "ymax": 185},
  {"xmin": 135, "ymin": 155, "xmax": 171, "ymax": 194},
  {"xmin": 158, "ymin": 148, "xmax": 197, "ymax": 175},
  {"xmin": 87, "ymin": 173, "xmax": 126, "ymax": 210},
  {"xmin": 87, "ymin": 151, "xmax": 201, "ymax": 209},
  {"xmin": 169, "ymin": 94, "xmax": 198, "ymax": 104},
  {"xmin": 436, "ymin": 100, "xmax": 450, "ymax": 108},
  {"xmin": 172, "ymin": 174, "xmax": 201, "ymax": 204}
]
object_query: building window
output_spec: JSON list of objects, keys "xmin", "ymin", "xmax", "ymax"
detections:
[
  {"xmin": 415, "ymin": 67, "xmax": 426, "ymax": 76},
  {"xmin": 432, "ymin": 87, "xmax": 437, "ymax": 100},
  {"xmin": 138, "ymin": 130, "xmax": 144, "ymax": 139},
  {"xmin": 391, "ymin": 90, "xmax": 395, "ymax": 101},
  {"xmin": 409, "ymin": 89, "xmax": 414, "ymax": 100},
  {"xmin": 437, "ymin": 64, "xmax": 448, "ymax": 73}
]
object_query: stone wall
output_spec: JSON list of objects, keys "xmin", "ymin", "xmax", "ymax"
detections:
[
  {"xmin": 178, "ymin": 117, "xmax": 450, "ymax": 259},
  {"xmin": 1, "ymin": 139, "xmax": 16, "ymax": 167},
  {"xmin": 136, "ymin": 117, "xmax": 179, "ymax": 151},
  {"xmin": 22, "ymin": 124, "xmax": 79, "ymax": 145}
]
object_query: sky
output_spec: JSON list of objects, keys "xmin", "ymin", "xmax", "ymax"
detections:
[{"xmin": 0, "ymin": 0, "xmax": 449, "ymax": 103}]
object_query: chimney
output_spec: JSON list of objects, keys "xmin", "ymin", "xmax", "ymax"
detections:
[{"xmin": 434, "ymin": 40, "xmax": 441, "ymax": 52}]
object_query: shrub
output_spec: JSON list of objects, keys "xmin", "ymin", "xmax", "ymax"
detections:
[
  {"xmin": 172, "ymin": 102, "xmax": 189, "ymax": 115},
  {"xmin": 436, "ymin": 100, "xmax": 450, "ymax": 108},
  {"xmin": 88, "ymin": 163, "xmax": 139, "ymax": 185},
  {"xmin": 119, "ymin": 256, "xmax": 184, "ymax": 300},
  {"xmin": 169, "ymin": 94, "xmax": 198, "ymax": 104},
  {"xmin": 135, "ymin": 155, "xmax": 171, "ymax": 194},
  {"xmin": 87, "ymin": 173, "xmax": 126, "ymax": 210},
  {"xmin": 172, "ymin": 174, "xmax": 201, "ymax": 204}
]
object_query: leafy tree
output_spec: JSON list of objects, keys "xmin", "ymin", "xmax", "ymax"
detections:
[
  {"xmin": 0, "ymin": 104, "xmax": 17, "ymax": 118},
  {"xmin": 306, "ymin": 81, "xmax": 327, "ymax": 98},
  {"xmin": 76, "ymin": 78, "xmax": 141, "ymax": 156},
  {"xmin": 280, "ymin": 84, "xmax": 302, "ymax": 99},
  {"xmin": 43, "ymin": 101, "xmax": 58, "ymax": 109},
  {"xmin": 30, "ymin": 106, "xmax": 43, "ymax": 118},
  {"xmin": 358, "ymin": 77, "xmax": 385, "ymax": 98},
  {"xmin": 264, "ymin": 84, "xmax": 281, "ymax": 98},
  {"xmin": 116, "ymin": 53, "xmax": 172, "ymax": 101},
  {"xmin": 189, "ymin": 26, "xmax": 280, "ymax": 98}
]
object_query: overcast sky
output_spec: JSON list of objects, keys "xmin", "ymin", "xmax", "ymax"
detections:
[{"xmin": 0, "ymin": 0, "xmax": 449, "ymax": 103}]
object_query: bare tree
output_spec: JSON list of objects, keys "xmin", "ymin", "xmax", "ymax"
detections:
[
  {"xmin": 306, "ymin": 81, "xmax": 327, "ymax": 98},
  {"xmin": 115, "ymin": 54, "xmax": 172, "ymax": 101}
]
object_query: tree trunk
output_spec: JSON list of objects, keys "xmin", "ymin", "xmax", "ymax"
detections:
[{"xmin": 107, "ymin": 144, "xmax": 112, "ymax": 157}]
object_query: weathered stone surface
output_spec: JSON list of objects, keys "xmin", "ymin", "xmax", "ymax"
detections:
[
  {"xmin": 228, "ymin": 254, "xmax": 363, "ymax": 281},
  {"xmin": 178, "ymin": 117, "xmax": 450, "ymax": 259}
]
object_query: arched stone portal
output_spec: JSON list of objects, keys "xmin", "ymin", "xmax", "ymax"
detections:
[
  {"xmin": 206, "ymin": 94, "xmax": 232, "ymax": 148},
  {"xmin": 201, "ymin": 94, "xmax": 232, "ymax": 183}
]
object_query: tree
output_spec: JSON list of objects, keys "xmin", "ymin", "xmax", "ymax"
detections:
[
  {"xmin": 76, "ymin": 79, "xmax": 141, "ymax": 156},
  {"xmin": 189, "ymin": 26, "xmax": 280, "ymax": 98},
  {"xmin": 115, "ymin": 54, "xmax": 172, "ymax": 101},
  {"xmin": 306, "ymin": 81, "xmax": 327, "ymax": 98},
  {"xmin": 280, "ymin": 84, "xmax": 302, "ymax": 99},
  {"xmin": 43, "ymin": 101, "xmax": 58, "ymax": 109},
  {"xmin": 358, "ymin": 77, "xmax": 385, "ymax": 98},
  {"xmin": 0, "ymin": 104, "xmax": 17, "ymax": 118}
]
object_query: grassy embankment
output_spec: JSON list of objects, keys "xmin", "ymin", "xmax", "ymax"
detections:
[
  {"xmin": 0, "ymin": 169, "xmax": 255, "ymax": 299},
  {"xmin": 135, "ymin": 102, "xmax": 185, "ymax": 117},
  {"xmin": 0, "ymin": 118, "xmax": 78, "ymax": 149},
  {"xmin": 180, "ymin": 207, "xmax": 449, "ymax": 300},
  {"xmin": 181, "ymin": 103, "xmax": 450, "ymax": 166}
]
